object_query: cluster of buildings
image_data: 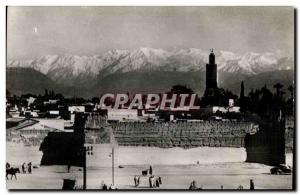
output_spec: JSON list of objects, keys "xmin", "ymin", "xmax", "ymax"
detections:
[{"xmin": 6, "ymin": 50, "xmax": 242, "ymax": 147}]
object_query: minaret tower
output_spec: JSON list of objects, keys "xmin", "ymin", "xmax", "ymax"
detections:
[
  {"xmin": 205, "ymin": 49, "xmax": 218, "ymax": 90},
  {"xmin": 202, "ymin": 49, "xmax": 219, "ymax": 106}
]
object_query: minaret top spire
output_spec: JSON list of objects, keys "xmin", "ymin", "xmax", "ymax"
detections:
[{"xmin": 209, "ymin": 49, "xmax": 215, "ymax": 65}]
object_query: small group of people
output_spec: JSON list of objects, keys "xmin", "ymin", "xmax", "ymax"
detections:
[
  {"xmin": 21, "ymin": 162, "xmax": 32, "ymax": 174},
  {"xmin": 6, "ymin": 162, "xmax": 32, "ymax": 174},
  {"xmin": 134, "ymin": 165, "xmax": 162, "ymax": 188},
  {"xmin": 100, "ymin": 181, "xmax": 117, "ymax": 190},
  {"xmin": 149, "ymin": 175, "xmax": 162, "ymax": 188}
]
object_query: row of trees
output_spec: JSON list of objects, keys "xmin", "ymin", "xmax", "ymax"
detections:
[{"xmin": 240, "ymin": 82, "xmax": 294, "ymax": 118}]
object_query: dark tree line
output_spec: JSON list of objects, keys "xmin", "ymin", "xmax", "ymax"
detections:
[{"xmin": 239, "ymin": 82, "xmax": 294, "ymax": 118}]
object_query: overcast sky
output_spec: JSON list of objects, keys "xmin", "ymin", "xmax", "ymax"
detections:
[{"xmin": 7, "ymin": 6, "xmax": 294, "ymax": 60}]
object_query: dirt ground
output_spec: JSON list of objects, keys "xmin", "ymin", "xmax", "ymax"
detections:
[
  {"xmin": 7, "ymin": 159, "xmax": 293, "ymax": 190},
  {"xmin": 6, "ymin": 143, "xmax": 293, "ymax": 190}
]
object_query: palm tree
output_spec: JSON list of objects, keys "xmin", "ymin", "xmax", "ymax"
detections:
[
  {"xmin": 288, "ymin": 85, "xmax": 294, "ymax": 99},
  {"xmin": 273, "ymin": 83, "xmax": 283, "ymax": 97}
]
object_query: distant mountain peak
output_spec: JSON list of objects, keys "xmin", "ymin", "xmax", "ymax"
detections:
[{"xmin": 7, "ymin": 48, "xmax": 294, "ymax": 85}]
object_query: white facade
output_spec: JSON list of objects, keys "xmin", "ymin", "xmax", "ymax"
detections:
[
  {"xmin": 68, "ymin": 106, "xmax": 85, "ymax": 114},
  {"xmin": 201, "ymin": 106, "xmax": 240, "ymax": 114},
  {"xmin": 107, "ymin": 109, "xmax": 139, "ymax": 122}
]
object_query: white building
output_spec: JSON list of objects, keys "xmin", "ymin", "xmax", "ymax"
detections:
[
  {"xmin": 107, "ymin": 109, "xmax": 139, "ymax": 122},
  {"xmin": 68, "ymin": 106, "xmax": 85, "ymax": 114},
  {"xmin": 201, "ymin": 106, "xmax": 240, "ymax": 114}
]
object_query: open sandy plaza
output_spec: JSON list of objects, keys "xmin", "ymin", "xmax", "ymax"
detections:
[
  {"xmin": 6, "ymin": 162, "xmax": 293, "ymax": 190},
  {"xmin": 6, "ymin": 143, "xmax": 293, "ymax": 190}
]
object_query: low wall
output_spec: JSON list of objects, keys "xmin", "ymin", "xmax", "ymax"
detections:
[{"xmin": 85, "ymin": 145, "xmax": 246, "ymax": 167}]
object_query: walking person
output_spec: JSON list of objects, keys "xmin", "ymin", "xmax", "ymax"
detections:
[
  {"xmin": 149, "ymin": 176, "xmax": 152, "ymax": 188},
  {"xmin": 158, "ymin": 176, "xmax": 162, "ymax": 184},
  {"xmin": 137, "ymin": 176, "xmax": 140, "ymax": 186},
  {"xmin": 156, "ymin": 178, "xmax": 160, "ymax": 188},
  {"xmin": 67, "ymin": 161, "xmax": 71, "ymax": 173},
  {"xmin": 102, "ymin": 184, "xmax": 107, "ymax": 190},
  {"xmin": 22, "ymin": 163, "xmax": 26, "ymax": 173},
  {"xmin": 27, "ymin": 162, "xmax": 32, "ymax": 174},
  {"xmin": 250, "ymin": 179, "xmax": 255, "ymax": 190},
  {"xmin": 134, "ymin": 176, "xmax": 137, "ymax": 187},
  {"xmin": 149, "ymin": 166, "xmax": 153, "ymax": 175}
]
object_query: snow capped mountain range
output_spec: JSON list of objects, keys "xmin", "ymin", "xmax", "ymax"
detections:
[{"xmin": 7, "ymin": 48, "xmax": 293, "ymax": 84}]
